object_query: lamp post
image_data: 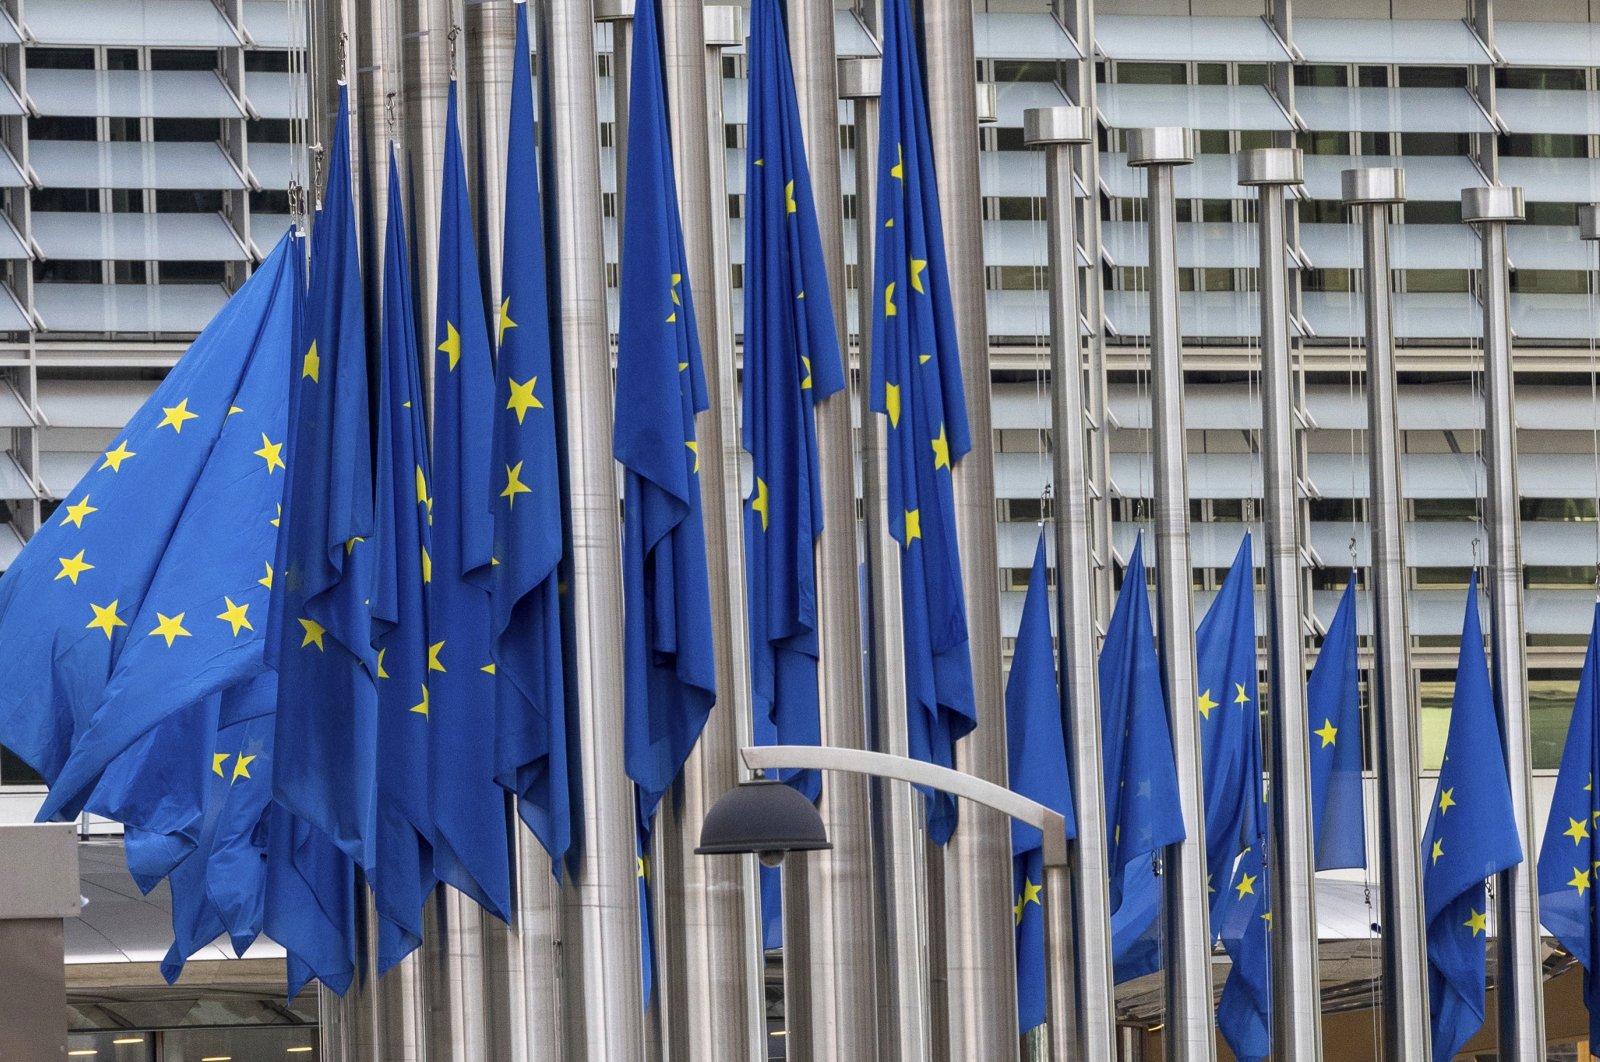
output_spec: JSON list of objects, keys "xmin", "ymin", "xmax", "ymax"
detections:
[{"xmin": 700, "ymin": 747, "xmax": 1073, "ymax": 1062}]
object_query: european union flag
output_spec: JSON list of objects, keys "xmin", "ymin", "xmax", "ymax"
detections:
[
  {"xmin": 1538, "ymin": 602, "xmax": 1600, "ymax": 1050},
  {"xmin": 869, "ymin": 0, "xmax": 975, "ymax": 846},
  {"xmin": 3, "ymin": 232, "xmax": 298, "ymax": 821},
  {"xmin": 614, "ymin": 0, "xmax": 715, "ymax": 826},
  {"xmin": 638, "ymin": 820, "xmax": 656, "ymax": 1007},
  {"xmin": 1007, "ymin": 533, "xmax": 1075, "ymax": 1032},
  {"xmin": 265, "ymin": 801, "xmax": 356, "ymax": 998},
  {"xmin": 1310, "ymin": 574, "xmax": 1365, "ymax": 871},
  {"xmin": 742, "ymin": 0, "xmax": 846, "ymax": 805},
  {"xmin": 268, "ymin": 82, "xmax": 379, "ymax": 870},
  {"xmin": 428, "ymin": 79, "xmax": 511, "ymax": 922},
  {"xmin": 1214, "ymin": 842, "xmax": 1271, "ymax": 1062},
  {"xmin": 1423, "ymin": 574, "xmax": 1523, "ymax": 1062},
  {"xmin": 492, "ymin": 1, "xmax": 569, "ymax": 867},
  {"xmin": 370, "ymin": 147, "xmax": 436, "ymax": 971},
  {"xmin": 1100, "ymin": 536, "xmax": 1185, "ymax": 981}
]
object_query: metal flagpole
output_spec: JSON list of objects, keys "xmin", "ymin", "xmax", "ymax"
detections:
[
  {"xmin": 1241, "ymin": 146, "xmax": 1324, "ymax": 1062},
  {"xmin": 398, "ymin": 0, "xmax": 451, "ymax": 360},
  {"xmin": 1024, "ymin": 104, "xmax": 1116, "ymax": 1062},
  {"xmin": 916, "ymin": 2, "xmax": 1017, "ymax": 1054},
  {"xmin": 1463, "ymin": 184, "xmax": 1546, "ymax": 1062},
  {"xmin": 1341, "ymin": 166, "xmax": 1431, "ymax": 1062},
  {"xmin": 1126, "ymin": 127, "xmax": 1215, "ymax": 1062},
  {"xmin": 538, "ymin": 0, "xmax": 647, "ymax": 1059}
]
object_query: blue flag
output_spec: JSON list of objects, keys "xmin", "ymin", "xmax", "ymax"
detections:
[
  {"xmin": 742, "ymin": 0, "xmax": 846, "ymax": 805},
  {"xmin": 370, "ymin": 147, "xmax": 436, "ymax": 972},
  {"xmin": 1100, "ymin": 536, "xmax": 1186, "ymax": 981},
  {"xmin": 265, "ymin": 800, "xmax": 356, "ymax": 998},
  {"xmin": 1007, "ymin": 533, "xmax": 1075, "ymax": 1032},
  {"xmin": 492, "ymin": 1, "xmax": 570, "ymax": 867},
  {"xmin": 1310, "ymin": 574, "xmax": 1365, "ymax": 871},
  {"xmin": 268, "ymin": 83, "xmax": 379, "ymax": 871},
  {"xmin": 1214, "ymin": 841, "xmax": 1271, "ymax": 1062},
  {"xmin": 614, "ymin": 0, "xmax": 715, "ymax": 827},
  {"xmin": 428, "ymin": 79, "xmax": 512, "ymax": 922},
  {"xmin": 4, "ymin": 233, "xmax": 297, "ymax": 823},
  {"xmin": 869, "ymin": 0, "xmax": 975, "ymax": 846},
  {"xmin": 639, "ymin": 820, "xmax": 656, "ymax": 1008},
  {"xmin": 1423, "ymin": 574, "xmax": 1523, "ymax": 1062},
  {"xmin": 1538, "ymin": 603, "xmax": 1600, "ymax": 1052}
]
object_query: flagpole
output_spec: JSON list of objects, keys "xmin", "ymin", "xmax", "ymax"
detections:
[
  {"xmin": 917, "ymin": 2, "xmax": 1019, "ymax": 1053},
  {"xmin": 1024, "ymin": 104, "xmax": 1116, "ymax": 1062},
  {"xmin": 538, "ymin": 1, "xmax": 647, "ymax": 1059},
  {"xmin": 1241, "ymin": 146, "xmax": 1325, "ymax": 1062},
  {"xmin": 1342, "ymin": 166, "xmax": 1432, "ymax": 1061},
  {"xmin": 1127, "ymin": 127, "xmax": 1216, "ymax": 1062},
  {"xmin": 1463, "ymin": 183, "xmax": 1546, "ymax": 1062}
]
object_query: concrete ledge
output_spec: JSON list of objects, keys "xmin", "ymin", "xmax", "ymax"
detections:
[{"xmin": 0, "ymin": 823, "xmax": 80, "ymax": 920}]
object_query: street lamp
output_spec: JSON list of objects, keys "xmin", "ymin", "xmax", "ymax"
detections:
[{"xmin": 697, "ymin": 745, "xmax": 1076, "ymax": 1061}]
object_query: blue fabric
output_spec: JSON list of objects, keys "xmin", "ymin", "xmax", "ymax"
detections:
[
  {"xmin": 638, "ymin": 818, "xmax": 656, "ymax": 1008},
  {"xmin": 614, "ymin": 0, "xmax": 715, "ymax": 828},
  {"xmin": 265, "ymin": 800, "xmax": 355, "ymax": 998},
  {"xmin": 370, "ymin": 147, "xmax": 436, "ymax": 972},
  {"xmin": 1214, "ymin": 843, "xmax": 1271, "ymax": 1062},
  {"xmin": 493, "ymin": 1, "xmax": 570, "ymax": 867},
  {"xmin": 1422, "ymin": 575, "xmax": 1523, "ymax": 1062},
  {"xmin": 1309, "ymin": 574, "xmax": 1365, "ymax": 871},
  {"xmin": 1538, "ymin": 602, "xmax": 1600, "ymax": 1052},
  {"xmin": 1006, "ymin": 533, "xmax": 1075, "ymax": 1032},
  {"xmin": 427, "ymin": 80, "xmax": 511, "ymax": 922},
  {"xmin": 741, "ymin": 0, "xmax": 846, "ymax": 805},
  {"xmin": 869, "ymin": 0, "xmax": 975, "ymax": 846}
]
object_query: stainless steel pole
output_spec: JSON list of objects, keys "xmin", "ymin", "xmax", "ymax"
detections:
[
  {"xmin": 916, "ymin": 2, "xmax": 1016, "ymax": 1053},
  {"xmin": 593, "ymin": 0, "xmax": 631, "ymax": 231},
  {"xmin": 464, "ymin": 0, "xmax": 513, "ymax": 299},
  {"xmin": 398, "ymin": 0, "xmax": 451, "ymax": 362},
  {"xmin": 1342, "ymin": 166, "xmax": 1431, "ymax": 1062},
  {"xmin": 1241, "ymin": 147, "xmax": 1324, "ymax": 1062},
  {"xmin": 1024, "ymin": 105, "xmax": 1116, "ymax": 1062},
  {"xmin": 541, "ymin": 1, "xmax": 647, "ymax": 1059},
  {"xmin": 1463, "ymin": 184, "xmax": 1546, "ymax": 1062},
  {"xmin": 1126, "ymin": 127, "xmax": 1215, "ymax": 1062}
]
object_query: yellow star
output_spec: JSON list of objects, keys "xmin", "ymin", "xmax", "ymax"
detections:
[
  {"xmin": 415, "ymin": 465, "xmax": 430, "ymax": 511},
  {"xmin": 910, "ymin": 257, "xmax": 927, "ymax": 294},
  {"xmin": 498, "ymin": 298, "xmax": 517, "ymax": 345},
  {"xmin": 302, "ymin": 340, "xmax": 320, "ymax": 382},
  {"xmin": 411, "ymin": 684, "xmax": 430, "ymax": 716},
  {"xmin": 216, "ymin": 597, "xmax": 252, "ymax": 636},
  {"xmin": 1314, "ymin": 719, "xmax": 1338, "ymax": 748},
  {"xmin": 501, "ymin": 461, "xmax": 533, "ymax": 508},
  {"xmin": 422, "ymin": 546, "xmax": 432, "ymax": 584},
  {"xmin": 1234, "ymin": 682, "xmax": 1250, "ymax": 706},
  {"xmin": 1262, "ymin": 911, "xmax": 1273, "ymax": 926},
  {"xmin": 637, "ymin": 854, "xmax": 649, "ymax": 880},
  {"xmin": 800, "ymin": 356, "xmax": 812, "ymax": 390},
  {"xmin": 254, "ymin": 433, "xmax": 285, "ymax": 474},
  {"xmin": 1566, "ymin": 816, "xmax": 1591, "ymax": 845},
  {"xmin": 428, "ymin": 640, "xmax": 446, "ymax": 673},
  {"xmin": 344, "ymin": 536, "xmax": 365, "ymax": 554},
  {"xmin": 686, "ymin": 439, "xmax": 700, "ymax": 474},
  {"xmin": 258, "ymin": 562, "xmax": 274, "ymax": 590},
  {"xmin": 271, "ymin": 504, "xmax": 281, "ymax": 528},
  {"xmin": 86, "ymin": 600, "xmax": 125, "ymax": 639},
  {"xmin": 885, "ymin": 382, "xmax": 901, "ymax": 428},
  {"xmin": 506, "ymin": 377, "xmax": 543, "ymax": 422},
  {"xmin": 884, "ymin": 280, "xmax": 897, "ymax": 317},
  {"xmin": 61, "ymin": 496, "xmax": 96, "ymax": 528},
  {"xmin": 376, "ymin": 646, "xmax": 390, "ymax": 680},
  {"xmin": 666, "ymin": 273, "xmax": 682, "ymax": 323},
  {"xmin": 1572, "ymin": 868, "xmax": 1593, "ymax": 896},
  {"xmin": 1438, "ymin": 787, "xmax": 1456, "ymax": 815},
  {"xmin": 751, "ymin": 477, "xmax": 769, "ymax": 532},
  {"xmin": 1197, "ymin": 689, "xmax": 1219, "ymax": 720},
  {"xmin": 149, "ymin": 612, "xmax": 191, "ymax": 648},
  {"xmin": 228, "ymin": 405, "xmax": 243, "ymax": 416},
  {"xmin": 784, "ymin": 179, "xmax": 797, "ymax": 215},
  {"xmin": 1588, "ymin": 773, "xmax": 1594, "ymax": 792},
  {"xmin": 158, "ymin": 397, "xmax": 199, "ymax": 433},
  {"xmin": 890, "ymin": 143, "xmax": 904, "ymax": 180},
  {"xmin": 904, "ymin": 508, "xmax": 921, "ymax": 545},
  {"xmin": 931, "ymin": 424, "xmax": 950, "ymax": 470},
  {"xmin": 54, "ymin": 550, "xmax": 93, "ymax": 585},
  {"xmin": 230, "ymin": 753, "xmax": 256, "ymax": 783},
  {"xmin": 298, "ymin": 617, "xmax": 326, "ymax": 651},
  {"xmin": 1234, "ymin": 872, "xmax": 1257, "ymax": 899},
  {"xmin": 439, "ymin": 322, "xmax": 462, "ymax": 370},
  {"xmin": 481, "ymin": 662, "xmax": 497, "ymax": 675},
  {"xmin": 1021, "ymin": 878, "xmax": 1042, "ymax": 910},
  {"xmin": 1464, "ymin": 908, "xmax": 1488, "ymax": 936},
  {"xmin": 212, "ymin": 752, "xmax": 229, "ymax": 777},
  {"xmin": 100, "ymin": 440, "xmax": 135, "ymax": 472},
  {"xmin": 1013, "ymin": 894, "xmax": 1025, "ymax": 926},
  {"xmin": 1431, "ymin": 838, "xmax": 1444, "ymax": 865}
]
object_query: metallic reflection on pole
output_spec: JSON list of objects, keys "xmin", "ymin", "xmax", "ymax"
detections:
[
  {"xmin": 1341, "ymin": 166, "xmax": 1431, "ymax": 1062},
  {"xmin": 1239, "ymin": 146, "xmax": 1324, "ymax": 1062},
  {"xmin": 398, "ymin": 0, "xmax": 451, "ymax": 373},
  {"xmin": 1126, "ymin": 127, "xmax": 1214, "ymax": 1062},
  {"xmin": 1023, "ymin": 104, "xmax": 1115, "ymax": 1062},
  {"xmin": 1462, "ymin": 183, "xmax": 1546, "ymax": 1062}
]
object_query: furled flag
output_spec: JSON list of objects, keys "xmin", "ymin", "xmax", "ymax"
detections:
[
  {"xmin": 1309, "ymin": 572, "xmax": 1366, "ymax": 870},
  {"xmin": 492, "ymin": 0, "xmax": 570, "ymax": 866},
  {"xmin": 1100, "ymin": 535, "xmax": 1186, "ymax": 982},
  {"xmin": 428, "ymin": 79, "xmax": 512, "ymax": 922},
  {"xmin": 638, "ymin": 818, "xmax": 656, "ymax": 1007},
  {"xmin": 1007, "ymin": 533, "xmax": 1076, "ymax": 1032},
  {"xmin": 5, "ymin": 231, "xmax": 297, "ymax": 822},
  {"xmin": 614, "ymin": 0, "xmax": 715, "ymax": 828},
  {"xmin": 1423, "ymin": 574, "xmax": 1523, "ymax": 1062},
  {"xmin": 870, "ymin": 0, "xmax": 975, "ymax": 846},
  {"xmin": 1538, "ymin": 601, "xmax": 1600, "ymax": 1051},
  {"xmin": 370, "ymin": 146, "xmax": 436, "ymax": 971},
  {"xmin": 268, "ymin": 82, "xmax": 379, "ymax": 870}
]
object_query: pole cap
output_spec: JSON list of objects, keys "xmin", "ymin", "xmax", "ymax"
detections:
[
  {"xmin": 1461, "ymin": 185, "xmax": 1525, "ymax": 224},
  {"xmin": 1238, "ymin": 147, "xmax": 1303, "ymax": 187},
  {"xmin": 976, "ymin": 82, "xmax": 999, "ymax": 125},
  {"xmin": 703, "ymin": 5, "xmax": 742, "ymax": 47},
  {"xmin": 1023, "ymin": 106, "xmax": 1092, "ymax": 147},
  {"xmin": 1126, "ymin": 127, "xmax": 1193, "ymax": 167},
  {"xmin": 837, "ymin": 57, "xmax": 882, "ymax": 100},
  {"xmin": 1341, "ymin": 167, "xmax": 1405, "ymax": 205},
  {"xmin": 1582, "ymin": 205, "xmax": 1600, "ymax": 241},
  {"xmin": 593, "ymin": 0, "xmax": 633, "ymax": 22}
]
